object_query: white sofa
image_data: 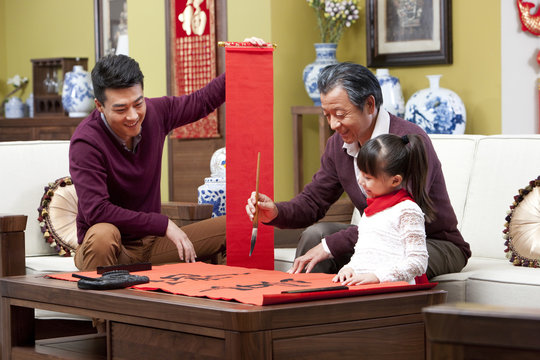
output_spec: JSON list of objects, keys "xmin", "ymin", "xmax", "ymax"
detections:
[
  {"xmin": 0, "ymin": 140, "xmax": 80, "ymax": 321},
  {"xmin": 275, "ymin": 135, "xmax": 540, "ymax": 308},
  {"xmin": 1, "ymin": 140, "xmax": 78, "ymax": 275}
]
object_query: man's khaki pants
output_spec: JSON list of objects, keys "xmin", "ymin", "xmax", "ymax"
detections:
[{"xmin": 74, "ymin": 216, "xmax": 226, "ymax": 271}]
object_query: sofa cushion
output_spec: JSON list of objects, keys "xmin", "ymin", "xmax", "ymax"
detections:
[
  {"xmin": 0, "ymin": 140, "xmax": 71, "ymax": 256},
  {"xmin": 26, "ymin": 255, "xmax": 78, "ymax": 275},
  {"xmin": 432, "ymin": 256, "xmax": 540, "ymax": 307},
  {"xmin": 505, "ymin": 177, "xmax": 540, "ymax": 267},
  {"xmin": 466, "ymin": 266, "xmax": 540, "ymax": 308},
  {"xmin": 38, "ymin": 176, "xmax": 79, "ymax": 256},
  {"xmin": 274, "ymin": 248, "xmax": 295, "ymax": 272},
  {"xmin": 429, "ymin": 135, "xmax": 480, "ymax": 230},
  {"xmin": 432, "ymin": 257, "xmax": 520, "ymax": 303},
  {"xmin": 460, "ymin": 135, "xmax": 540, "ymax": 259}
]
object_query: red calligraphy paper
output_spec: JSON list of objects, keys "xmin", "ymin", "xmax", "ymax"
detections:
[
  {"xmin": 224, "ymin": 44, "xmax": 275, "ymax": 269},
  {"xmin": 170, "ymin": 0, "xmax": 219, "ymax": 139},
  {"xmin": 48, "ymin": 262, "xmax": 436, "ymax": 306}
]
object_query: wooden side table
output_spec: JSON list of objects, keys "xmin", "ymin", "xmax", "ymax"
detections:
[
  {"xmin": 0, "ymin": 214, "xmax": 27, "ymax": 277},
  {"xmin": 291, "ymin": 106, "xmax": 331, "ymax": 195},
  {"xmin": 423, "ymin": 302, "xmax": 540, "ymax": 359}
]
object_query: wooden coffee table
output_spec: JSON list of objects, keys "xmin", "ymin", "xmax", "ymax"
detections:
[{"xmin": 1, "ymin": 274, "xmax": 445, "ymax": 359}]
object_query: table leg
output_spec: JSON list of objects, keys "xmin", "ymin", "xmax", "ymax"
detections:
[
  {"xmin": 292, "ymin": 112, "xmax": 303, "ymax": 195},
  {"xmin": 1, "ymin": 299, "xmax": 35, "ymax": 359},
  {"xmin": 225, "ymin": 330, "xmax": 272, "ymax": 360}
]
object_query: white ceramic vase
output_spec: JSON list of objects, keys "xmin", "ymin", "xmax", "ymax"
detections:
[
  {"xmin": 376, "ymin": 68, "xmax": 405, "ymax": 118},
  {"xmin": 25, "ymin": 93, "xmax": 34, "ymax": 117},
  {"xmin": 405, "ymin": 75, "xmax": 466, "ymax": 134},
  {"xmin": 303, "ymin": 43, "xmax": 338, "ymax": 106},
  {"xmin": 198, "ymin": 147, "xmax": 226, "ymax": 217},
  {"xmin": 62, "ymin": 65, "xmax": 94, "ymax": 117},
  {"xmin": 4, "ymin": 97, "xmax": 24, "ymax": 118}
]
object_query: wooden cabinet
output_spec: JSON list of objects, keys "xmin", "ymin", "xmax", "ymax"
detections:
[
  {"xmin": 0, "ymin": 116, "xmax": 83, "ymax": 141},
  {"xmin": 31, "ymin": 57, "xmax": 88, "ymax": 117}
]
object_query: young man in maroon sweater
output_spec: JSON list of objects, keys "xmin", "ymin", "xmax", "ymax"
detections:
[
  {"xmin": 69, "ymin": 54, "xmax": 229, "ymax": 271},
  {"xmin": 246, "ymin": 63, "xmax": 471, "ymax": 279}
]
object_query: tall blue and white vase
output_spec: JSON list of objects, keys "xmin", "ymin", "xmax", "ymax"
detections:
[
  {"xmin": 376, "ymin": 68, "xmax": 405, "ymax": 118},
  {"xmin": 303, "ymin": 43, "xmax": 338, "ymax": 106},
  {"xmin": 405, "ymin": 75, "xmax": 466, "ymax": 135},
  {"xmin": 4, "ymin": 97, "xmax": 24, "ymax": 118},
  {"xmin": 62, "ymin": 65, "xmax": 95, "ymax": 117},
  {"xmin": 198, "ymin": 147, "xmax": 226, "ymax": 217}
]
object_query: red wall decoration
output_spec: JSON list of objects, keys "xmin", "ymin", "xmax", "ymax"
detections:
[{"xmin": 170, "ymin": 0, "xmax": 219, "ymax": 139}]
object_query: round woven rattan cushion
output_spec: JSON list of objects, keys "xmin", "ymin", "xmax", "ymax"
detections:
[
  {"xmin": 38, "ymin": 177, "xmax": 79, "ymax": 256},
  {"xmin": 504, "ymin": 177, "xmax": 540, "ymax": 267}
]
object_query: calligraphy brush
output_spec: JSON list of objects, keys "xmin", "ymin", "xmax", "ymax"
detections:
[{"xmin": 250, "ymin": 152, "xmax": 261, "ymax": 256}]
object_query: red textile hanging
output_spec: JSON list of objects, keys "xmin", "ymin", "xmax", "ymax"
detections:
[
  {"xmin": 224, "ymin": 43, "xmax": 275, "ymax": 269},
  {"xmin": 170, "ymin": 0, "xmax": 219, "ymax": 139}
]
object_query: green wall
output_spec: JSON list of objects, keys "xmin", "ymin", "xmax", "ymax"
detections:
[
  {"xmin": 0, "ymin": 0, "xmax": 6, "ymax": 96},
  {"xmin": 127, "ymin": 0, "xmax": 169, "ymax": 200},
  {"xmin": 1, "ymin": 0, "xmax": 501, "ymax": 203},
  {"xmin": 1, "ymin": 0, "xmax": 95, "ymax": 102},
  {"xmin": 229, "ymin": 0, "xmax": 501, "ymax": 201}
]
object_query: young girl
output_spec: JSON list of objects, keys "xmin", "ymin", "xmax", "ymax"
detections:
[{"xmin": 332, "ymin": 133, "xmax": 435, "ymax": 286}]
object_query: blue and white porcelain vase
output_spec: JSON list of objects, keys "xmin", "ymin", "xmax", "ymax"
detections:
[
  {"xmin": 405, "ymin": 75, "xmax": 466, "ymax": 134},
  {"xmin": 62, "ymin": 65, "xmax": 94, "ymax": 117},
  {"xmin": 198, "ymin": 147, "xmax": 226, "ymax": 217},
  {"xmin": 303, "ymin": 43, "xmax": 338, "ymax": 106},
  {"xmin": 376, "ymin": 68, "xmax": 405, "ymax": 118},
  {"xmin": 4, "ymin": 97, "xmax": 24, "ymax": 118}
]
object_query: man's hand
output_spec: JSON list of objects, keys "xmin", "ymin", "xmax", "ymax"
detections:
[
  {"xmin": 165, "ymin": 219, "xmax": 197, "ymax": 263},
  {"xmin": 287, "ymin": 243, "xmax": 332, "ymax": 274},
  {"xmin": 246, "ymin": 191, "xmax": 278, "ymax": 223}
]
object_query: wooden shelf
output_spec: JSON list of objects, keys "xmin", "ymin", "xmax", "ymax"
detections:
[{"xmin": 0, "ymin": 116, "xmax": 84, "ymax": 141}]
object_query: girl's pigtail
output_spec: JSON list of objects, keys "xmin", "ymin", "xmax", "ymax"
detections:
[{"xmin": 405, "ymin": 135, "xmax": 436, "ymax": 223}]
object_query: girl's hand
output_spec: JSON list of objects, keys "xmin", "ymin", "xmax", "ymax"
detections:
[
  {"xmin": 341, "ymin": 273, "xmax": 380, "ymax": 286},
  {"xmin": 332, "ymin": 267, "xmax": 355, "ymax": 283}
]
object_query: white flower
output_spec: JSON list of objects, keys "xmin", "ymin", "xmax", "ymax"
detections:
[
  {"xmin": 308, "ymin": 0, "xmax": 361, "ymax": 43},
  {"xmin": 7, "ymin": 74, "xmax": 29, "ymax": 89}
]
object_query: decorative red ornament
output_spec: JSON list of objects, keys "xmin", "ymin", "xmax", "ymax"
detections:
[{"xmin": 517, "ymin": 0, "xmax": 540, "ymax": 36}]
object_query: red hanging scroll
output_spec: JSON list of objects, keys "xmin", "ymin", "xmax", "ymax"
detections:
[
  {"xmin": 169, "ymin": 0, "xmax": 219, "ymax": 139},
  {"xmin": 225, "ymin": 43, "xmax": 275, "ymax": 269}
]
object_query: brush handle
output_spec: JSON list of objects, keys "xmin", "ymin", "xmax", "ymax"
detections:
[{"xmin": 253, "ymin": 152, "xmax": 261, "ymax": 226}]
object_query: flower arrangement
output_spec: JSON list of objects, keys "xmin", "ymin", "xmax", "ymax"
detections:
[
  {"xmin": 5, "ymin": 74, "xmax": 29, "ymax": 98},
  {"xmin": 2, "ymin": 74, "xmax": 29, "ymax": 116},
  {"xmin": 306, "ymin": 0, "xmax": 360, "ymax": 43}
]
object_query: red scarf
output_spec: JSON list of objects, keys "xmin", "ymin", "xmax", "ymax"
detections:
[{"xmin": 364, "ymin": 189, "xmax": 414, "ymax": 217}]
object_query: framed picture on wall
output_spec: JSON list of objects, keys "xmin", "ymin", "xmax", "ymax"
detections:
[
  {"xmin": 94, "ymin": 0, "xmax": 129, "ymax": 60},
  {"xmin": 366, "ymin": 0, "xmax": 453, "ymax": 67}
]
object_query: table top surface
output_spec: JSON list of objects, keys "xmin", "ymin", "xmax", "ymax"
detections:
[{"xmin": 1, "ymin": 274, "xmax": 445, "ymax": 332}]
